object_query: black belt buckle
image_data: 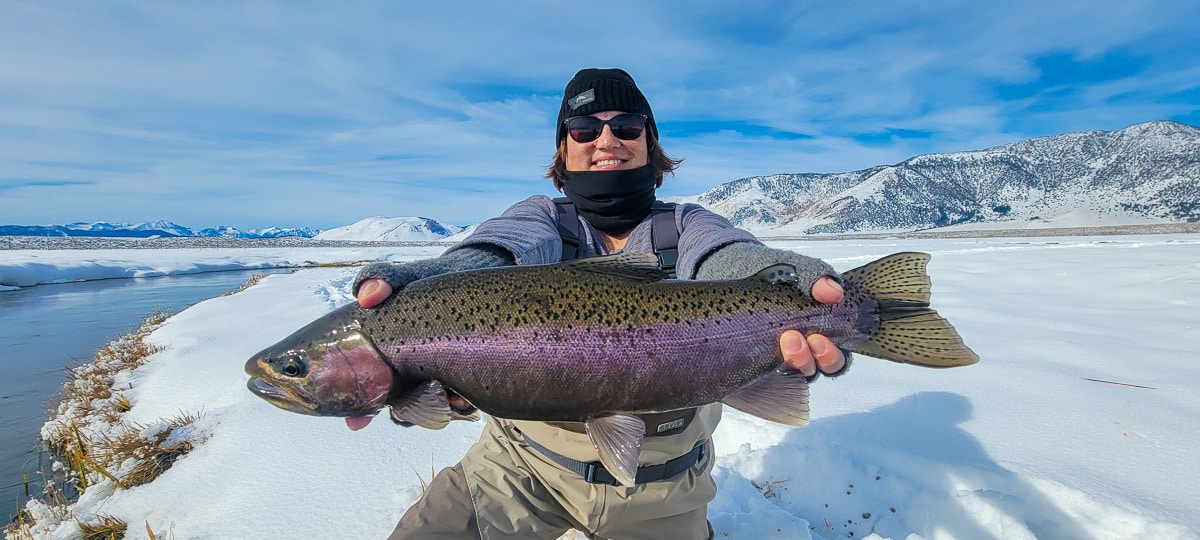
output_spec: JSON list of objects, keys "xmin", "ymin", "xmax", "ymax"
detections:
[
  {"xmin": 581, "ymin": 443, "xmax": 705, "ymax": 486},
  {"xmin": 583, "ymin": 462, "xmax": 619, "ymax": 485}
]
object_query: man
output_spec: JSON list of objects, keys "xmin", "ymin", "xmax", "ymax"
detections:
[{"xmin": 354, "ymin": 68, "xmax": 847, "ymax": 539}]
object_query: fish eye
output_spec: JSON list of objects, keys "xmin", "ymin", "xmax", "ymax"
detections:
[{"xmin": 279, "ymin": 357, "xmax": 307, "ymax": 378}]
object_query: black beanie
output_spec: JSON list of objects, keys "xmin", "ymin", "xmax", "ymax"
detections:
[{"xmin": 555, "ymin": 68, "xmax": 658, "ymax": 148}]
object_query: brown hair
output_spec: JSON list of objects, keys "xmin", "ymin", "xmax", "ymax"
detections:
[{"xmin": 544, "ymin": 132, "xmax": 684, "ymax": 190}]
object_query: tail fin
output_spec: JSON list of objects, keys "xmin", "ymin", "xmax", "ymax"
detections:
[{"xmin": 842, "ymin": 252, "xmax": 979, "ymax": 368}]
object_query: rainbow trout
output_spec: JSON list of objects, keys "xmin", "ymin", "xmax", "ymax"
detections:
[{"xmin": 245, "ymin": 252, "xmax": 977, "ymax": 486}]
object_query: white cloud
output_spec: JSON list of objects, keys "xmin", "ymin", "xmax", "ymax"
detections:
[{"xmin": 0, "ymin": 0, "xmax": 1196, "ymax": 229}]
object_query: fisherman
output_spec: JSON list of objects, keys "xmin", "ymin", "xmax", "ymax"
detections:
[{"xmin": 353, "ymin": 68, "xmax": 848, "ymax": 540}]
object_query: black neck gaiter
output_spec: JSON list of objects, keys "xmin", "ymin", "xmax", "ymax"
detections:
[{"xmin": 561, "ymin": 165, "xmax": 658, "ymax": 235}]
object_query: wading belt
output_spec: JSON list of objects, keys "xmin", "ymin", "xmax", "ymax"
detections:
[
  {"xmin": 523, "ymin": 435, "xmax": 706, "ymax": 486},
  {"xmin": 553, "ymin": 198, "xmax": 680, "ymax": 278},
  {"xmin": 546, "ymin": 408, "xmax": 696, "ymax": 437}
]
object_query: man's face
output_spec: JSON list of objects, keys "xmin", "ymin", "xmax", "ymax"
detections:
[{"xmin": 564, "ymin": 110, "xmax": 649, "ymax": 172}]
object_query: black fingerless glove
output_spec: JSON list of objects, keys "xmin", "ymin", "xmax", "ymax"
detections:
[
  {"xmin": 351, "ymin": 244, "xmax": 515, "ymax": 296},
  {"xmin": 695, "ymin": 241, "xmax": 843, "ymax": 294}
]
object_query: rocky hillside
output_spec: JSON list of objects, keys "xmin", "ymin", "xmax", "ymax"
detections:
[{"xmin": 677, "ymin": 121, "xmax": 1199, "ymax": 234}]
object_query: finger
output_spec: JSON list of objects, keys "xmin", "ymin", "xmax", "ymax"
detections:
[
  {"xmin": 811, "ymin": 276, "xmax": 844, "ymax": 305},
  {"xmin": 448, "ymin": 394, "xmax": 473, "ymax": 412},
  {"xmin": 356, "ymin": 279, "xmax": 393, "ymax": 309},
  {"xmin": 806, "ymin": 334, "xmax": 846, "ymax": 374},
  {"xmin": 779, "ymin": 330, "xmax": 817, "ymax": 377}
]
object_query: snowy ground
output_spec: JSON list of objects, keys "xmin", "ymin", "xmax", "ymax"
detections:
[
  {"xmin": 4, "ymin": 234, "xmax": 1199, "ymax": 539},
  {"xmin": 0, "ymin": 243, "xmax": 444, "ymax": 290}
]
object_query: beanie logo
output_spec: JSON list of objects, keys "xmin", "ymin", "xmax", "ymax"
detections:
[{"xmin": 568, "ymin": 89, "xmax": 595, "ymax": 110}]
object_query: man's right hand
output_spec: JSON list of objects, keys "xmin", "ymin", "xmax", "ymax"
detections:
[{"xmin": 356, "ymin": 278, "xmax": 393, "ymax": 308}]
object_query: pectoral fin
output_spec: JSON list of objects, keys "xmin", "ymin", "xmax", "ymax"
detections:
[
  {"xmin": 450, "ymin": 408, "xmax": 481, "ymax": 422},
  {"xmin": 584, "ymin": 414, "xmax": 646, "ymax": 487},
  {"xmin": 388, "ymin": 380, "xmax": 453, "ymax": 430},
  {"xmin": 721, "ymin": 370, "xmax": 810, "ymax": 427}
]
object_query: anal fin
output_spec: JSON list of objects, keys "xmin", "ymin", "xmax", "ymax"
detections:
[{"xmin": 721, "ymin": 370, "xmax": 810, "ymax": 427}]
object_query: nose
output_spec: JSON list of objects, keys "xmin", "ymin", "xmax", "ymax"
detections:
[{"xmin": 594, "ymin": 124, "xmax": 622, "ymax": 149}]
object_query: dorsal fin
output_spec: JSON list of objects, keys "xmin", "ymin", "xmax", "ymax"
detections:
[
  {"xmin": 752, "ymin": 263, "xmax": 799, "ymax": 285},
  {"xmin": 561, "ymin": 253, "xmax": 669, "ymax": 281}
]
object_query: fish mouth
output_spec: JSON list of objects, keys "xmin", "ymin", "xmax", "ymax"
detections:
[{"xmin": 246, "ymin": 376, "xmax": 319, "ymax": 414}]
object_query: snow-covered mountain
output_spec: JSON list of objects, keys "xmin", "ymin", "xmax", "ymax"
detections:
[
  {"xmin": 6, "ymin": 121, "xmax": 1195, "ymax": 241},
  {"xmin": 246, "ymin": 226, "xmax": 321, "ymax": 238},
  {"xmin": 66, "ymin": 220, "xmax": 196, "ymax": 237},
  {"xmin": 673, "ymin": 120, "xmax": 1199, "ymax": 235},
  {"xmin": 314, "ymin": 217, "xmax": 465, "ymax": 242},
  {"xmin": 0, "ymin": 222, "xmax": 318, "ymax": 238},
  {"xmin": 196, "ymin": 226, "xmax": 320, "ymax": 238}
]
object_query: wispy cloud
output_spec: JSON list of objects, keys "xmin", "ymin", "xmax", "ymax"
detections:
[{"xmin": 1, "ymin": 0, "xmax": 1196, "ymax": 229}]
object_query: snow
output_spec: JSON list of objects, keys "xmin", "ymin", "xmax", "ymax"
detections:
[
  {"xmin": 0, "ymin": 245, "xmax": 445, "ymax": 289},
  {"xmin": 4, "ymin": 234, "xmax": 1199, "ymax": 539},
  {"xmin": 930, "ymin": 209, "xmax": 1176, "ymax": 231}
]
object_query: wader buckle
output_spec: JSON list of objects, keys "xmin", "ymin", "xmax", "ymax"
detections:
[{"xmin": 525, "ymin": 434, "xmax": 706, "ymax": 486}]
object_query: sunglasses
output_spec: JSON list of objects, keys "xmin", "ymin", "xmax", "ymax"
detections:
[{"xmin": 563, "ymin": 113, "xmax": 648, "ymax": 143}]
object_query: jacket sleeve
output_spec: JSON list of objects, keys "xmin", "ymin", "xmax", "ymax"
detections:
[
  {"xmin": 351, "ymin": 244, "xmax": 514, "ymax": 296},
  {"xmin": 447, "ymin": 195, "xmax": 564, "ymax": 265},
  {"xmin": 693, "ymin": 242, "xmax": 842, "ymax": 293},
  {"xmin": 672, "ymin": 204, "xmax": 762, "ymax": 280}
]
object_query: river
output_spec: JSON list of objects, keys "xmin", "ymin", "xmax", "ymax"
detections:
[{"xmin": 0, "ymin": 270, "xmax": 289, "ymax": 514}]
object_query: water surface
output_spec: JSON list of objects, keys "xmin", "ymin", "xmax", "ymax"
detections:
[{"xmin": 0, "ymin": 270, "xmax": 288, "ymax": 512}]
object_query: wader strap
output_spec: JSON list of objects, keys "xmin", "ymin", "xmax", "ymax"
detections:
[
  {"xmin": 553, "ymin": 197, "xmax": 582, "ymax": 261},
  {"xmin": 650, "ymin": 202, "xmax": 679, "ymax": 277},
  {"xmin": 522, "ymin": 436, "xmax": 705, "ymax": 486},
  {"xmin": 546, "ymin": 408, "xmax": 697, "ymax": 437},
  {"xmin": 553, "ymin": 198, "xmax": 679, "ymax": 278}
]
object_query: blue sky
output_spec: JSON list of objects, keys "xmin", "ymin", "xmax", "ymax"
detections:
[{"xmin": 2, "ymin": 1, "xmax": 1197, "ymax": 230}]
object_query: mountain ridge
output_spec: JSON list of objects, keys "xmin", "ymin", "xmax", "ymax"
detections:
[
  {"xmin": 0, "ymin": 222, "xmax": 321, "ymax": 239},
  {"xmin": 5, "ymin": 120, "xmax": 1195, "ymax": 240},
  {"xmin": 673, "ymin": 120, "xmax": 1199, "ymax": 235}
]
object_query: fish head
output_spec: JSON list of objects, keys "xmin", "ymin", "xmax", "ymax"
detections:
[{"xmin": 244, "ymin": 308, "xmax": 393, "ymax": 418}]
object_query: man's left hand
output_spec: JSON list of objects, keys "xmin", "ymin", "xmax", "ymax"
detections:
[{"xmin": 779, "ymin": 276, "xmax": 846, "ymax": 377}]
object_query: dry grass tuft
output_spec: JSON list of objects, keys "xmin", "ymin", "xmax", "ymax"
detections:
[
  {"xmin": 144, "ymin": 520, "xmax": 172, "ymax": 540},
  {"xmin": 5, "ymin": 485, "xmax": 73, "ymax": 539},
  {"xmin": 45, "ymin": 412, "xmax": 204, "ymax": 493},
  {"xmin": 112, "ymin": 394, "xmax": 132, "ymax": 413},
  {"xmin": 122, "ymin": 413, "xmax": 201, "ymax": 488},
  {"xmin": 76, "ymin": 513, "xmax": 127, "ymax": 540},
  {"xmin": 751, "ymin": 478, "xmax": 789, "ymax": 499},
  {"xmin": 6, "ymin": 509, "xmax": 35, "ymax": 540},
  {"xmin": 412, "ymin": 461, "xmax": 438, "ymax": 495},
  {"xmin": 222, "ymin": 272, "xmax": 270, "ymax": 296},
  {"xmin": 8, "ymin": 310, "xmax": 206, "ymax": 537}
]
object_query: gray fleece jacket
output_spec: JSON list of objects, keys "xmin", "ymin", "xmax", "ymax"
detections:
[
  {"xmin": 355, "ymin": 195, "xmax": 838, "ymax": 289},
  {"xmin": 353, "ymin": 195, "xmax": 850, "ymax": 377}
]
